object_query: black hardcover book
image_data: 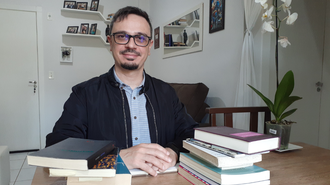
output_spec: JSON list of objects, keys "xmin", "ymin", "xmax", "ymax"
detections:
[{"xmin": 27, "ymin": 138, "xmax": 115, "ymax": 170}]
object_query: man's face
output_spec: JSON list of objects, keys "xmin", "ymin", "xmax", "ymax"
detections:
[{"xmin": 109, "ymin": 14, "xmax": 153, "ymax": 71}]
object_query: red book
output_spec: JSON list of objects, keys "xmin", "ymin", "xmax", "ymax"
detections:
[{"xmin": 194, "ymin": 126, "xmax": 280, "ymax": 154}]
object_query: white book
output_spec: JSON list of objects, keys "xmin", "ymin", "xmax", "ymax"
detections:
[
  {"xmin": 183, "ymin": 140, "xmax": 262, "ymax": 169},
  {"xmin": 129, "ymin": 164, "xmax": 178, "ymax": 176}
]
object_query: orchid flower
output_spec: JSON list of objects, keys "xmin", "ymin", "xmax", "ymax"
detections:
[
  {"xmin": 255, "ymin": 0, "xmax": 268, "ymax": 9},
  {"xmin": 262, "ymin": 21, "xmax": 275, "ymax": 33},
  {"xmin": 281, "ymin": 0, "xmax": 292, "ymax": 13},
  {"xmin": 262, "ymin": 6, "xmax": 274, "ymax": 21},
  {"xmin": 278, "ymin": 36, "xmax": 291, "ymax": 48},
  {"xmin": 286, "ymin": 12, "xmax": 298, "ymax": 25}
]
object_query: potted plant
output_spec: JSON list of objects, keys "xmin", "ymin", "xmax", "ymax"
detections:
[{"xmin": 250, "ymin": 0, "xmax": 302, "ymax": 150}]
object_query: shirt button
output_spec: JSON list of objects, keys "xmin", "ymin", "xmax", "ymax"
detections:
[
  {"xmin": 135, "ymin": 137, "xmax": 138, "ymax": 140},
  {"xmin": 133, "ymin": 97, "xmax": 136, "ymax": 100},
  {"xmin": 134, "ymin": 116, "xmax": 137, "ymax": 119},
  {"xmin": 120, "ymin": 87, "xmax": 123, "ymax": 90}
]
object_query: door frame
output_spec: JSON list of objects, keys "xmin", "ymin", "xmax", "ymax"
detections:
[{"xmin": 0, "ymin": 4, "xmax": 44, "ymax": 150}]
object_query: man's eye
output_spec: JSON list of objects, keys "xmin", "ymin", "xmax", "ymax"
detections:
[
  {"xmin": 136, "ymin": 35, "xmax": 146, "ymax": 41},
  {"xmin": 116, "ymin": 34, "xmax": 127, "ymax": 39}
]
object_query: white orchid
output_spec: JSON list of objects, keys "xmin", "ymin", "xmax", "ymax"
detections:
[
  {"xmin": 262, "ymin": 6, "xmax": 274, "ymax": 21},
  {"xmin": 286, "ymin": 12, "xmax": 298, "ymax": 25},
  {"xmin": 281, "ymin": 0, "xmax": 292, "ymax": 13},
  {"xmin": 278, "ymin": 36, "xmax": 291, "ymax": 48},
  {"xmin": 262, "ymin": 21, "xmax": 275, "ymax": 33},
  {"xmin": 255, "ymin": 0, "xmax": 268, "ymax": 9}
]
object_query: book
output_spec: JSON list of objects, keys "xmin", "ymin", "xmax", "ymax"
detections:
[
  {"xmin": 183, "ymin": 140, "xmax": 262, "ymax": 169},
  {"xmin": 67, "ymin": 155, "xmax": 132, "ymax": 185},
  {"xmin": 49, "ymin": 148, "xmax": 119, "ymax": 177},
  {"xmin": 178, "ymin": 163, "xmax": 270, "ymax": 185},
  {"xmin": 185, "ymin": 138, "xmax": 246, "ymax": 158},
  {"xmin": 129, "ymin": 163, "xmax": 178, "ymax": 176},
  {"xmin": 180, "ymin": 152, "xmax": 270, "ymax": 184},
  {"xmin": 194, "ymin": 126, "xmax": 280, "ymax": 154},
  {"xmin": 27, "ymin": 138, "xmax": 115, "ymax": 170}
]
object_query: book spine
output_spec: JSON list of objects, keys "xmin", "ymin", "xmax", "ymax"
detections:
[{"xmin": 87, "ymin": 143, "xmax": 115, "ymax": 169}]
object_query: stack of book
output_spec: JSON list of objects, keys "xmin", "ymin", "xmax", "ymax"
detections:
[
  {"xmin": 178, "ymin": 126, "xmax": 280, "ymax": 185},
  {"xmin": 27, "ymin": 138, "xmax": 131, "ymax": 185}
]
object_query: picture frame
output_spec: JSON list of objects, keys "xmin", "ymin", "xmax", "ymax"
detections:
[
  {"xmin": 63, "ymin": 1, "xmax": 77, "ymax": 9},
  {"xmin": 77, "ymin": 2, "xmax": 88, "ymax": 10},
  {"xmin": 90, "ymin": 0, "xmax": 99, "ymax": 11},
  {"xmin": 80, "ymin": 23, "xmax": 89, "ymax": 34},
  {"xmin": 209, "ymin": 0, "xmax": 225, "ymax": 33},
  {"xmin": 90, "ymin": 23, "xmax": 97, "ymax": 35},
  {"xmin": 66, "ymin": 26, "xmax": 79, "ymax": 33},
  {"xmin": 154, "ymin": 27, "xmax": 160, "ymax": 49}
]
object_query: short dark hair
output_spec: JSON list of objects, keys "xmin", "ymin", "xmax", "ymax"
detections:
[{"xmin": 108, "ymin": 6, "xmax": 152, "ymax": 39}]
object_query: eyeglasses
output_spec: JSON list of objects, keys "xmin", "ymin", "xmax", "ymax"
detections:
[{"xmin": 111, "ymin": 32, "xmax": 152, "ymax": 47}]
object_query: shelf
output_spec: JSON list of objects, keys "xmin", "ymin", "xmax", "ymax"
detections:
[
  {"xmin": 162, "ymin": 3, "xmax": 203, "ymax": 59},
  {"xmin": 61, "ymin": 8, "xmax": 111, "ymax": 23},
  {"xmin": 62, "ymin": 33, "xmax": 109, "ymax": 45}
]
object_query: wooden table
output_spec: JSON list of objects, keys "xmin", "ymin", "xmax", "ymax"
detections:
[{"xmin": 32, "ymin": 142, "xmax": 330, "ymax": 185}]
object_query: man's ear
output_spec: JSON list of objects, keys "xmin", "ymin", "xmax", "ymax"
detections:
[
  {"xmin": 107, "ymin": 35, "xmax": 112, "ymax": 51},
  {"xmin": 148, "ymin": 40, "xmax": 153, "ymax": 55}
]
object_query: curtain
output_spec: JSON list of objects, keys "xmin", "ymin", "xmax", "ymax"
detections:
[{"xmin": 234, "ymin": 0, "xmax": 262, "ymax": 131}]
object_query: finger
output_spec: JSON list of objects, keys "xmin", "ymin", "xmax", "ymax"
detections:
[
  {"xmin": 139, "ymin": 163, "xmax": 158, "ymax": 177},
  {"xmin": 139, "ymin": 144, "xmax": 172, "ymax": 163}
]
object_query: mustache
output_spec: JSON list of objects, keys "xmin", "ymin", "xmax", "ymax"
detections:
[{"xmin": 120, "ymin": 49, "xmax": 141, "ymax": 56}]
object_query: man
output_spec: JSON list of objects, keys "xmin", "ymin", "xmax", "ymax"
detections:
[{"xmin": 46, "ymin": 6, "xmax": 197, "ymax": 176}]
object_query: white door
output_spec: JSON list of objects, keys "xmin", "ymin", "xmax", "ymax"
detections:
[{"xmin": 0, "ymin": 8, "xmax": 40, "ymax": 151}]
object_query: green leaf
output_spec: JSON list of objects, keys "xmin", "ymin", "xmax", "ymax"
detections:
[
  {"xmin": 278, "ymin": 109, "xmax": 297, "ymax": 122},
  {"xmin": 274, "ymin": 71, "xmax": 294, "ymax": 114},
  {"xmin": 247, "ymin": 84, "xmax": 274, "ymax": 112},
  {"xmin": 276, "ymin": 96, "xmax": 302, "ymax": 117}
]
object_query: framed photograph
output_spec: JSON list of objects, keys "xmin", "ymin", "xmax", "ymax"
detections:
[
  {"xmin": 66, "ymin": 26, "xmax": 79, "ymax": 33},
  {"xmin": 90, "ymin": 0, "xmax": 99, "ymax": 11},
  {"xmin": 63, "ymin": 1, "xmax": 77, "ymax": 9},
  {"xmin": 90, "ymin": 23, "xmax": 97, "ymax": 35},
  {"xmin": 154, "ymin": 27, "xmax": 160, "ymax": 49},
  {"xmin": 209, "ymin": 0, "xmax": 225, "ymax": 33},
  {"xmin": 80, "ymin": 23, "xmax": 89, "ymax": 34},
  {"xmin": 77, "ymin": 2, "xmax": 88, "ymax": 10}
]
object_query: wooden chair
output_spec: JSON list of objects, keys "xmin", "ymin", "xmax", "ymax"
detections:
[{"xmin": 205, "ymin": 106, "xmax": 271, "ymax": 133}]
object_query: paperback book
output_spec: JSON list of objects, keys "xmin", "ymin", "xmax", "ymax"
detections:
[
  {"xmin": 194, "ymin": 126, "xmax": 280, "ymax": 154},
  {"xmin": 27, "ymin": 138, "xmax": 115, "ymax": 170},
  {"xmin": 129, "ymin": 163, "xmax": 178, "ymax": 176},
  {"xmin": 67, "ymin": 155, "xmax": 131, "ymax": 185},
  {"xmin": 49, "ymin": 147, "xmax": 119, "ymax": 177},
  {"xmin": 178, "ymin": 163, "xmax": 270, "ymax": 185},
  {"xmin": 180, "ymin": 152, "xmax": 270, "ymax": 184},
  {"xmin": 183, "ymin": 140, "xmax": 262, "ymax": 169}
]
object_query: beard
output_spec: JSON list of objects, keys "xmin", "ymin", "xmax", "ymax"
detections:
[{"xmin": 121, "ymin": 63, "xmax": 139, "ymax": 70}]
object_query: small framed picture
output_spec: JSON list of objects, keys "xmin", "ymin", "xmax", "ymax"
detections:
[
  {"xmin": 90, "ymin": 0, "xmax": 99, "ymax": 11},
  {"xmin": 80, "ymin": 23, "xmax": 89, "ymax": 34},
  {"xmin": 154, "ymin": 27, "xmax": 160, "ymax": 49},
  {"xmin": 209, "ymin": 0, "xmax": 225, "ymax": 33},
  {"xmin": 77, "ymin": 2, "xmax": 88, "ymax": 10},
  {"xmin": 89, "ymin": 23, "xmax": 97, "ymax": 35},
  {"xmin": 66, "ymin": 26, "xmax": 79, "ymax": 33},
  {"xmin": 63, "ymin": 1, "xmax": 77, "ymax": 9}
]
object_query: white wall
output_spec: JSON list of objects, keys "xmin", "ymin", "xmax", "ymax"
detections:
[
  {"xmin": 1, "ymin": 0, "xmax": 245, "ymax": 148},
  {"xmin": 148, "ymin": 0, "xmax": 244, "ymax": 110}
]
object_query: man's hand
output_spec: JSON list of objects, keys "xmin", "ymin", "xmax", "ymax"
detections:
[{"xmin": 119, "ymin": 143, "xmax": 173, "ymax": 176}]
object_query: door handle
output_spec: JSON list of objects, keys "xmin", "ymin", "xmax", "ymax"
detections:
[
  {"xmin": 316, "ymin": 81, "xmax": 323, "ymax": 92},
  {"xmin": 29, "ymin": 81, "xmax": 37, "ymax": 93}
]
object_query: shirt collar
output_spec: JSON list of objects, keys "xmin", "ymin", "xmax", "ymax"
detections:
[{"xmin": 113, "ymin": 70, "xmax": 145, "ymax": 90}]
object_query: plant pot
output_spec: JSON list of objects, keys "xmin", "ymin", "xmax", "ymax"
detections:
[{"xmin": 265, "ymin": 122, "xmax": 292, "ymax": 150}]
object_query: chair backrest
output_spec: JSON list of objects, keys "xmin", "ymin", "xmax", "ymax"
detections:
[{"xmin": 206, "ymin": 106, "xmax": 271, "ymax": 133}]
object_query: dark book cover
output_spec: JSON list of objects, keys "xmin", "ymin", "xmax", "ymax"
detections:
[
  {"xmin": 28, "ymin": 138, "xmax": 115, "ymax": 170},
  {"xmin": 195, "ymin": 126, "xmax": 277, "ymax": 142}
]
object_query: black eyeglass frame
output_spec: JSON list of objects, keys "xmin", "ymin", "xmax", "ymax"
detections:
[{"xmin": 110, "ymin": 32, "xmax": 152, "ymax": 47}]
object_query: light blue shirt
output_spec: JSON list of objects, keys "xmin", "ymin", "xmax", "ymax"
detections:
[{"xmin": 114, "ymin": 71, "xmax": 151, "ymax": 146}]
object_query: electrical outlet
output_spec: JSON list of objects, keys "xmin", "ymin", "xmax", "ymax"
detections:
[
  {"xmin": 60, "ymin": 46, "xmax": 73, "ymax": 63},
  {"xmin": 49, "ymin": 71, "xmax": 54, "ymax": 79}
]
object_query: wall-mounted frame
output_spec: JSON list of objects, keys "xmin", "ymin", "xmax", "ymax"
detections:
[
  {"xmin": 162, "ymin": 3, "xmax": 204, "ymax": 58},
  {"xmin": 154, "ymin": 27, "xmax": 160, "ymax": 49},
  {"xmin": 90, "ymin": 0, "xmax": 99, "ymax": 11},
  {"xmin": 63, "ymin": 1, "xmax": 77, "ymax": 9},
  {"xmin": 80, "ymin": 23, "xmax": 89, "ymax": 34},
  {"xmin": 77, "ymin": 2, "xmax": 88, "ymax": 10},
  {"xmin": 209, "ymin": 0, "xmax": 225, "ymax": 33},
  {"xmin": 66, "ymin": 26, "xmax": 79, "ymax": 33}
]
